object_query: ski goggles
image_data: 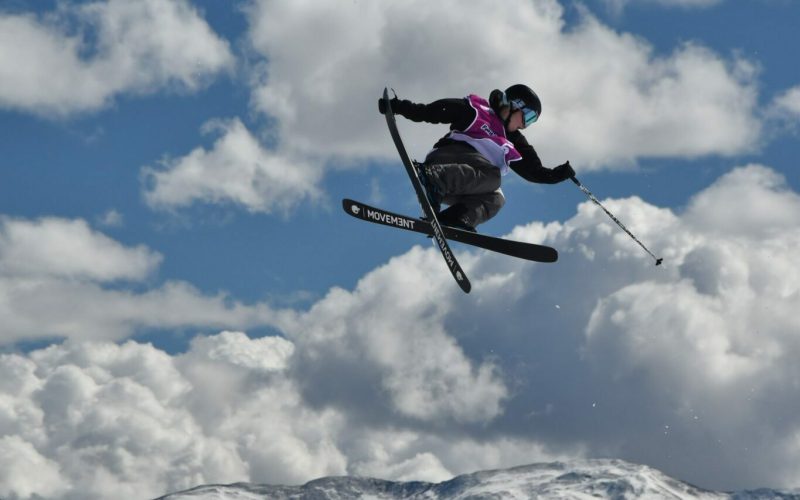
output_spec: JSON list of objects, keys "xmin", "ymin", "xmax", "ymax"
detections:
[
  {"xmin": 521, "ymin": 107, "xmax": 539, "ymax": 128},
  {"xmin": 510, "ymin": 98, "xmax": 539, "ymax": 127}
]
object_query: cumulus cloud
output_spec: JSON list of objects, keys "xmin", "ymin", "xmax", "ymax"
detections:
[
  {"xmin": 0, "ymin": 0, "xmax": 233, "ymax": 116},
  {"xmin": 0, "ymin": 436, "xmax": 68, "ymax": 499},
  {"xmin": 769, "ymin": 86, "xmax": 800, "ymax": 130},
  {"xmin": 682, "ymin": 164, "xmax": 800, "ymax": 236},
  {"xmin": 136, "ymin": 0, "xmax": 760, "ymax": 213},
  {"xmin": 282, "ymin": 255, "xmax": 509, "ymax": 425},
  {"xmin": 0, "ymin": 215, "xmax": 285, "ymax": 343},
  {"xmin": 0, "ymin": 333, "xmax": 543, "ymax": 499},
  {"xmin": 579, "ymin": 168, "xmax": 800, "ymax": 487},
  {"xmin": 3, "ymin": 164, "xmax": 800, "ymax": 498},
  {"xmin": 0, "ymin": 216, "xmax": 160, "ymax": 281},
  {"xmin": 244, "ymin": 0, "xmax": 758, "ymax": 168},
  {"xmin": 275, "ymin": 163, "xmax": 799, "ymax": 491},
  {"xmin": 142, "ymin": 118, "xmax": 322, "ymax": 213},
  {"xmin": 774, "ymin": 86, "xmax": 800, "ymax": 115}
]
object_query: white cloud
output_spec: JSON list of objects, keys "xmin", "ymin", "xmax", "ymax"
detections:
[
  {"xmin": 183, "ymin": 330, "xmax": 295, "ymax": 374},
  {"xmin": 683, "ymin": 164, "xmax": 800, "ymax": 236},
  {"xmin": 769, "ymin": 86, "xmax": 800, "ymax": 128},
  {"xmin": 282, "ymin": 253, "xmax": 509, "ymax": 424},
  {"xmin": 0, "ymin": 334, "xmax": 537, "ymax": 499},
  {"xmin": 0, "ymin": 435, "xmax": 68, "ymax": 499},
  {"xmin": 775, "ymin": 86, "xmax": 800, "ymax": 114},
  {"xmin": 0, "ymin": 215, "xmax": 285, "ymax": 344},
  {"xmin": 143, "ymin": 118, "xmax": 322, "ymax": 213},
  {"xmin": 268, "ymin": 162, "xmax": 800, "ymax": 491},
  {"xmin": 5, "ymin": 339, "xmax": 255, "ymax": 499},
  {"xmin": 137, "ymin": 0, "xmax": 761, "ymax": 214},
  {"xmin": 602, "ymin": 0, "xmax": 722, "ymax": 15},
  {"xmin": 541, "ymin": 165, "xmax": 800, "ymax": 488},
  {"xmin": 0, "ymin": 0, "xmax": 233, "ymax": 116},
  {"xmin": 244, "ymin": 0, "xmax": 758, "ymax": 169},
  {"xmin": 3, "ymin": 164, "xmax": 800, "ymax": 498},
  {"xmin": 0, "ymin": 278, "xmax": 284, "ymax": 343},
  {"xmin": 0, "ymin": 216, "xmax": 160, "ymax": 282},
  {"xmin": 96, "ymin": 209, "xmax": 124, "ymax": 228}
]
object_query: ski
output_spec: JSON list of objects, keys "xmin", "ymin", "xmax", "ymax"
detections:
[
  {"xmin": 343, "ymin": 199, "xmax": 558, "ymax": 263},
  {"xmin": 382, "ymin": 88, "xmax": 472, "ymax": 293}
]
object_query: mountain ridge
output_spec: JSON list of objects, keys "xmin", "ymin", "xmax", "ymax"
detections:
[{"xmin": 156, "ymin": 458, "xmax": 800, "ymax": 499}]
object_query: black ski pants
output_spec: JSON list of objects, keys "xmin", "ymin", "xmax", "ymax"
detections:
[{"xmin": 423, "ymin": 143, "xmax": 505, "ymax": 228}]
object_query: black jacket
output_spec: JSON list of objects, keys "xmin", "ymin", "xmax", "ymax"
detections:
[{"xmin": 392, "ymin": 97, "xmax": 565, "ymax": 184}]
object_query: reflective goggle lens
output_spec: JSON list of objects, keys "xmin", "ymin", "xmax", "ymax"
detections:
[{"xmin": 522, "ymin": 108, "xmax": 538, "ymax": 127}]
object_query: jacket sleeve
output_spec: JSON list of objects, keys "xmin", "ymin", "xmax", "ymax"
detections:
[
  {"xmin": 507, "ymin": 131, "xmax": 565, "ymax": 184},
  {"xmin": 392, "ymin": 98, "xmax": 475, "ymax": 130}
]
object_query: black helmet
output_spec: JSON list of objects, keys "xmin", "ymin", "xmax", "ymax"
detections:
[{"xmin": 504, "ymin": 84, "xmax": 541, "ymax": 127}]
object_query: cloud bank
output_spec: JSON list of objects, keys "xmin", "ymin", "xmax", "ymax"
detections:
[
  {"xmin": 144, "ymin": 0, "xmax": 761, "ymax": 213},
  {"xmin": 0, "ymin": 0, "xmax": 233, "ymax": 116},
  {"xmin": 0, "ymin": 215, "xmax": 285, "ymax": 344},
  {"xmin": 243, "ymin": 0, "xmax": 758, "ymax": 165},
  {"xmin": 2, "ymin": 164, "xmax": 800, "ymax": 498}
]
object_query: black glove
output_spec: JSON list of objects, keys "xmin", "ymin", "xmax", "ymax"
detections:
[
  {"xmin": 553, "ymin": 161, "xmax": 575, "ymax": 181},
  {"xmin": 378, "ymin": 96, "xmax": 400, "ymax": 115}
]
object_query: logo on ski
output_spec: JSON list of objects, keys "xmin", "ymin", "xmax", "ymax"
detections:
[
  {"xmin": 378, "ymin": 87, "xmax": 472, "ymax": 293},
  {"xmin": 431, "ymin": 223, "xmax": 456, "ymax": 270},
  {"xmin": 342, "ymin": 198, "xmax": 559, "ymax": 263},
  {"xmin": 365, "ymin": 208, "xmax": 415, "ymax": 230}
]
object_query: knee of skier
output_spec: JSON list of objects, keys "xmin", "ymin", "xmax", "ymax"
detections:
[
  {"xmin": 489, "ymin": 190, "xmax": 506, "ymax": 217},
  {"xmin": 477, "ymin": 191, "xmax": 505, "ymax": 225}
]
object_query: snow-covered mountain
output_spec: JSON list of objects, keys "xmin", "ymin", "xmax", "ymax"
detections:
[{"xmin": 155, "ymin": 459, "xmax": 800, "ymax": 499}]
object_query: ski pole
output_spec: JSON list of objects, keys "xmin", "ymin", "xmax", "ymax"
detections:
[{"xmin": 570, "ymin": 177, "xmax": 663, "ymax": 266}]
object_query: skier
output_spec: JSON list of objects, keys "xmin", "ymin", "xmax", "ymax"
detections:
[{"xmin": 378, "ymin": 85, "xmax": 575, "ymax": 232}]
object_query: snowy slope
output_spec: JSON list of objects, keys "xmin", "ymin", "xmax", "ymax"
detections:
[{"xmin": 155, "ymin": 459, "xmax": 800, "ymax": 499}]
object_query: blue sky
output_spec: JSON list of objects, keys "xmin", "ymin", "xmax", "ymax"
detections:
[
  {"xmin": 2, "ymin": 0, "xmax": 794, "ymax": 310},
  {"xmin": 1, "ymin": 1, "xmax": 800, "ymax": 498}
]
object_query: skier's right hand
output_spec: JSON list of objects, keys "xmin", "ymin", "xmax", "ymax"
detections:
[
  {"xmin": 378, "ymin": 96, "xmax": 399, "ymax": 115},
  {"xmin": 553, "ymin": 161, "xmax": 575, "ymax": 181}
]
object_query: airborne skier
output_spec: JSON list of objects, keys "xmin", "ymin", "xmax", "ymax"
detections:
[
  {"xmin": 379, "ymin": 85, "xmax": 575, "ymax": 232},
  {"xmin": 346, "ymin": 87, "xmax": 660, "ymax": 293}
]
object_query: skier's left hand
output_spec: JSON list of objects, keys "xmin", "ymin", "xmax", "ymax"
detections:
[{"xmin": 554, "ymin": 161, "xmax": 575, "ymax": 181}]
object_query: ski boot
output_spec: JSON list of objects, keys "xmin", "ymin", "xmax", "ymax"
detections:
[
  {"xmin": 437, "ymin": 203, "xmax": 477, "ymax": 233},
  {"xmin": 413, "ymin": 161, "xmax": 442, "ymax": 213}
]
